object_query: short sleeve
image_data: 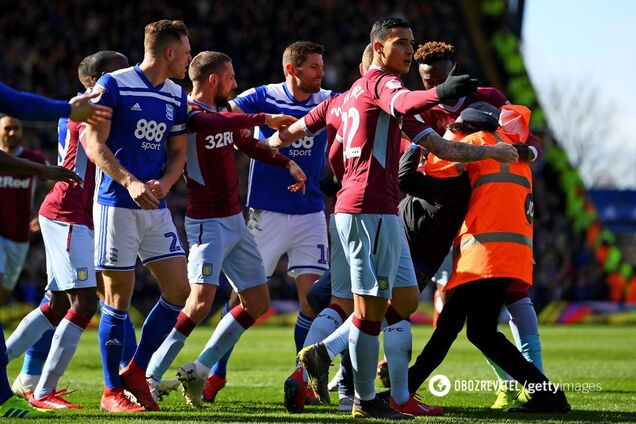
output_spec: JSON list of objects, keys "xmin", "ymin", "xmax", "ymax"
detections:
[
  {"xmin": 373, "ymin": 75, "xmax": 410, "ymax": 118},
  {"xmin": 91, "ymin": 74, "xmax": 118, "ymax": 109},
  {"xmin": 232, "ymin": 87, "xmax": 262, "ymax": 113},
  {"xmin": 170, "ymin": 89, "xmax": 188, "ymax": 136}
]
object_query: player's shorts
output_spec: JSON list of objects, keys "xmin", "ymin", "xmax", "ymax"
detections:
[
  {"xmin": 247, "ymin": 209, "xmax": 328, "ymax": 279},
  {"xmin": 329, "ymin": 215, "xmax": 352, "ymax": 300},
  {"xmin": 185, "ymin": 213, "xmax": 266, "ymax": 292},
  {"xmin": 93, "ymin": 204, "xmax": 185, "ymax": 271},
  {"xmin": 0, "ymin": 236, "xmax": 29, "ymax": 290},
  {"xmin": 39, "ymin": 215, "xmax": 96, "ymax": 291},
  {"xmin": 335, "ymin": 213, "xmax": 416, "ymax": 299}
]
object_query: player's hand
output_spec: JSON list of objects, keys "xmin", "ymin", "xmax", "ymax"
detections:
[
  {"xmin": 256, "ymin": 139, "xmax": 279, "ymax": 157},
  {"xmin": 265, "ymin": 114, "xmax": 297, "ymax": 129},
  {"xmin": 29, "ymin": 217, "xmax": 41, "ymax": 233},
  {"xmin": 435, "ymin": 63, "xmax": 480, "ymax": 101},
  {"xmin": 488, "ymin": 143, "xmax": 519, "ymax": 163},
  {"xmin": 127, "ymin": 179, "xmax": 160, "ymax": 209},
  {"xmin": 287, "ymin": 160, "xmax": 306, "ymax": 194},
  {"xmin": 512, "ymin": 143, "xmax": 534, "ymax": 162},
  {"xmin": 69, "ymin": 91, "xmax": 112, "ymax": 125},
  {"xmin": 145, "ymin": 179, "xmax": 169, "ymax": 200},
  {"xmin": 36, "ymin": 164, "xmax": 83, "ymax": 185}
]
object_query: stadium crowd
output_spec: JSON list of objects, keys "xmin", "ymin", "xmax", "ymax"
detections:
[{"xmin": 2, "ymin": 0, "xmax": 603, "ymax": 311}]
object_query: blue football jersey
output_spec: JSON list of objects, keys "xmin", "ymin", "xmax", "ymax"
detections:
[
  {"xmin": 232, "ymin": 83, "xmax": 334, "ymax": 214},
  {"xmin": 92, "ymin": 65, "xmax": 187, "ymax": 209},
  {"xmin": 57, "ymin": 117, "xmax": 69, "ymax": 165}
]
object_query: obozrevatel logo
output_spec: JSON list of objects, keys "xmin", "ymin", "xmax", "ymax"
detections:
[{"xmin": 429, "ymin": 374, "xmax": 451, "ymax": 397}]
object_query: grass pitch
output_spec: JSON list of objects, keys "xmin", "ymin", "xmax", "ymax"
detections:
[{"xmin": 5, "ymin": 324, "xmax": 636, "ymax": 423}]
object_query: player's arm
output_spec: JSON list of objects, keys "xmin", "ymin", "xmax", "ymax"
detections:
[
  {"xmin": 84, "ymin": 119, "xmax": 159, "ymax": 209},
  {"xmin": 146, "ymin": 134, "xmax": 187, "ymax": 199},
  {"xmin": 0, "ymin": 150, "xmax": 81, "ymax": 184},
  {"xmin": 187, "ymin": 111, "xmax": 296, "ymax": 133},
  {"xmin": 0, "ymin": 82, "xmax": 111, "ymax": 124},
  {"xmin": 400, "ymin": 114, "xmax": 516, "ymax": 163},
  {"xmin": 418, "ymin": 130, "xmax": 518, "ymax": 163},
  {"xmin": 265, "ymin": 98, "xmax": 330, "ymax": 149},
  {"xmin": 235, "ymin": 131, "xmax": 306, "ymax": 193}
]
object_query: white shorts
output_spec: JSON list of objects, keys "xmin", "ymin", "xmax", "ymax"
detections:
[
  {"xmin": 335, "ymin": 213, "xmax": 417, "ymax": 299},
  {"xmin": 93, "ymin": 204, "xmax": 185, "ymax": 271},
  {"xmin": 39, "ymin": 215, "xmax": 96, "ymax": 291},
  {"xmin": 0, "ymin": 236, "xmax": 28, "ymax": 290},
  {"xmin": 185, "ymin": 213, "xmax": 267, "ymax": 292},
  {"xmin": 247, "ymin": 209, "xmax": 328, "ymax": 279}
]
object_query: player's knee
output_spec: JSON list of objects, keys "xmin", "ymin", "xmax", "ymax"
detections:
[
  {"xmin": 165, "ymin": 283, "xmax": 191, "ymax": 306},
  {"xmin": 72, "ymin": 292, "xmax": 99, "ymax": 318}
]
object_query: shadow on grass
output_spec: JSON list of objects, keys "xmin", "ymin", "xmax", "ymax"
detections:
[{"xmin": 442, "ymin": 405, "xmax": 636, "ymax": 422}]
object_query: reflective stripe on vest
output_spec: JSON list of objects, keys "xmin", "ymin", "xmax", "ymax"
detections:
[
  {"xmin": 472, "ymin": 133, "xmax": 530, "ymax": 189},
  {"xmin": 454, "ymin": 231, "xmax": 533, "ymax": 258}
]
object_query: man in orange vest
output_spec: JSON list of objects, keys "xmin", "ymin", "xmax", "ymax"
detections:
[{"xmin": 405, "ymin": 106, "xmax": 570, "ymax": 413}]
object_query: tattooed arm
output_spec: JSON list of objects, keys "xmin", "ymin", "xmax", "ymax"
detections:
[{"xmin": 417, "ymin": 131, "xmax": 518, "ymax": 163}]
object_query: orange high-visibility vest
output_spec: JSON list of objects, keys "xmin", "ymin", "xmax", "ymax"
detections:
[{"xmin": 445, "ymin": 130, "xmax": 534, "ymax": 291}]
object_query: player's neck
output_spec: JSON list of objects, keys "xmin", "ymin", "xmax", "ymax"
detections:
[
  {"xmin": 372, "ymin": 60, "xmax": 401, "ymax": 76},
  {"xmin": 139, "ymin": 58, "xmax": 169, "ymax": 87},
  {"xmin": 0, "ymin": 143, "xmax": 18, "ymax": 155},
  {"xmin": 190, "ymin": 87, "xmax": 216, "ymax": 109},
  {"xmin": 285, "ymin": 80, "xmax": 310, "ymax": 102}
]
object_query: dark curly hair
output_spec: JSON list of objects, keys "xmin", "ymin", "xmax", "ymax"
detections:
[{"xmin": 414, "ymin": 41, "xmax": 454, "ymax": 65}]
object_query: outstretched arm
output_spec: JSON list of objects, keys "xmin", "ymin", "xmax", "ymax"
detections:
[
  {"xmin": 0, "ymin": 150, "xmax": 82, "ymax": 184},
  {"xmin": 418, "ymin": 131, "xmax": 518, "ymax": 163}
]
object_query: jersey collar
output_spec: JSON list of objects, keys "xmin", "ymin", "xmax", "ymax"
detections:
[
  {"xmin": 134, "ymin": 64, "xmax": 165, "ymax": 91},
  {"xmin": 187, "ymin": 96, "xmax": 224, "ymax": 112}
]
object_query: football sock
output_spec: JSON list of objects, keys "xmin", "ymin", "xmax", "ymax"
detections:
[
  {"xmin": 349, "ymin": 317, "xmax": 381, "ymax": 401},
  {"xmin": 6, "ymin": 304, "xmax": 58, "ymax": 361},
  {"xmin": 508, "ymin": 297, "xmax": 544, "ymax": 372},
  {"xmin": 33, "ymin": 310, "xmax": 90, "ymax": 399},
  {"xmin": 211, "ymin": 302, "xmax": 233, "ymax": 379},
  {"xmin": 383, "ymin": 319, "xmax": 412, "ymax": 405},
  {"xmin": 294, "ymin": 311, "xmax": 314, "ymax": 353},
  {"xmin": 0, "ymin": 326, "xmax": 12, "ymax": 404},
  {"xmin": 122, "ymin": 304, "xmax": 138, "ymax": 368},
  {"xmin": 99, "ymin": 304, "xmax": 127, "ymax": 389},
  {"xmin": 146, "ymin": 312, "xmax": 196, "ymax": 380},
  {"xmin": 21, "ymin": 293, "xmax": 54, "ymax": 378},
  {"xmin": 302, "ymin": 304, "xmax": 347, "ymax": 348},
  {"xmin": 197, "ymin": 306, "xmax": 255, "ymax": 374},
  {"xmin": 131, "ymin": 297, "xmax": 182, "ymax": 371},
  {"xmin": 323, "ymin": 314, "xmax": 353, "ymax": 360}
]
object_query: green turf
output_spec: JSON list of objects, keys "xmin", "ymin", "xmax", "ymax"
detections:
[{"xmin": 4, "ymin": 324, "xmax": 636, "ymax": 423}]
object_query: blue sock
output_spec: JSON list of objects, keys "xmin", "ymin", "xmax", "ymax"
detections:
[
  {"xmin": 294, "ymin": 311, "xmax": 314, "ymax": 353},
  {"xmin": 22, "ymin": 293, "xmax": 54, "ymax": 376},
  {"xmin": 349, "ymin": 317, "xmax": 380, "ymax": 401},
  {"xmin": 211, "ymin": 302, "xmax": 233, "ymax": 379},
  {"xmin": 383, "ymin": 320, "xmax": 412, "ymax": 405},
  {"xmin": 131, "ymin": 297, "xmax": 182, "ymax": 371},
  {"xmin": 507, "ymin": 297, "xmax": 544, "ymax": 373},
  {"xmin": 0, "ymin": 325, "xmax": 13, "ymax": 404},
  {"xmin": 338, "ymin": 349, "xmax": 354, "ymax": 397},
  {"xmin": 121, "ymin": 313, "xmax": 137, "ymax": 369},
  {"xmin": 99, "ymin": 304, "xmax": 127, "ymax": 389}
]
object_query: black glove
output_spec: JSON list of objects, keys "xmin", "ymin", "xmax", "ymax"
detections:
[
  {"xmin": 513, "ymin": 143, "xmax": 533, "ymax": 162},
  {"xmin": 435, "ymin": 64, "xmax": 480, "ymax": 101},
  {"xmin": 319, "ymin": 172, "xmax": 342, "ymax": 197}
]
